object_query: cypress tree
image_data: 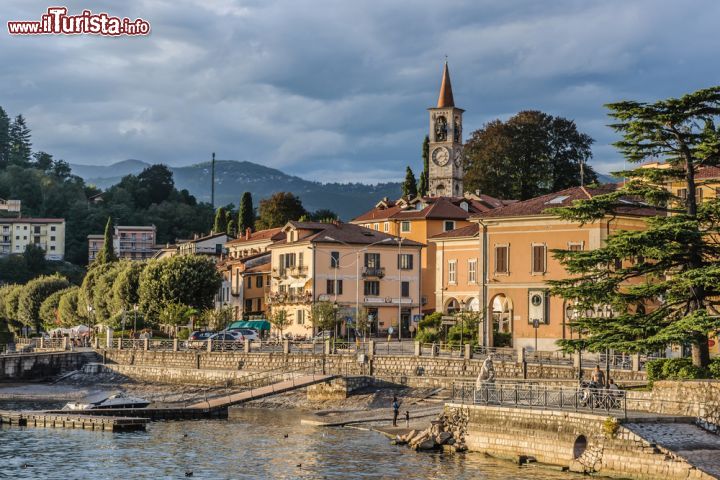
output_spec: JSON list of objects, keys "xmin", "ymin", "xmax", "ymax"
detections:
[
  {"xmin": 419, "ymin": 135, "xmax": 430, "ymax": 196},
  {"xmin": 213, "ymin": 207, "xmax": 228, "ymax": 234},
  {"xmin": 402, "ymin": 166, "xmax": 418, "ymax": 198},
  {"xmin": 238, "ymin": 192, "xmax": 255, "ymax": 233},
  {"xmin": 96, "ymin": 217, "xmax": 117, "ymax": 264}
]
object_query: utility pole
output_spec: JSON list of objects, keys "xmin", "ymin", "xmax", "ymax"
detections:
[{"xmin": 211, "ymin": 152, "xmax": 216, "ymax": 209}]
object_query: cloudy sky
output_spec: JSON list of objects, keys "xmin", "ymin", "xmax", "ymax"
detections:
[{"xmin": 3, "ymin": 0, "xmax": 719, "ymax": 183}]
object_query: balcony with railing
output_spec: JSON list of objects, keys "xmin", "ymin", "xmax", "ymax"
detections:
[
  {"xmin": 266, "ymin": 292, "xmax": 313, "ymax": 305},
  {"xmin": 271, "ymin": 267, "xmax": 285, "ymax": 279},
  {"xmin": 288, "ymin": 265, "xmax": 308, "ymax": 277},
  {"xmin": 362, "ymin": 266, "xmax": 385, "ymax": 278}
]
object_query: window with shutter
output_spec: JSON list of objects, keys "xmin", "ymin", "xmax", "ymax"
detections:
[
  {"xmin": 532, "ymin": 245, "xmax": 546, "ymax": 273},
  {"xmin": 495, "ymin": 246, "xmax": 508, "ymax": 274},
  {"xmin": 401, "ymin": 281, "xmax": 410, "ymax": 297}
]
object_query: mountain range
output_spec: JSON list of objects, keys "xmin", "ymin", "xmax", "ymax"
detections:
[
  {"xmin": 69, "ymin": 159, "xmax": 402, "ymax": 220},
  {"xmin": 69, "ymin": 159, "xmax": 618, "ymax": 221}
]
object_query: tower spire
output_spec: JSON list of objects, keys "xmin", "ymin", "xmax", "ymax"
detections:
[{"xmin": 436, "ymin": 61, "xmax": 455, "ymax": 108}]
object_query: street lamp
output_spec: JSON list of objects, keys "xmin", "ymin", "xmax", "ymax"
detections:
[
  {"xmin": 133, "ymin": 304, "xmax": 139, "ymax": 334},
  {"xmin": 459, "ymin": 299, "xmax": 467, "ymax": 348},
  {"xmin": 322, "ymin": 236, "xmax": 393, "ymax": 339}
]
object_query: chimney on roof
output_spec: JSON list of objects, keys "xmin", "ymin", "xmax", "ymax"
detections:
[{"xmin": 245, "ymin": 228, "xmax": 251, "ymax": 240}]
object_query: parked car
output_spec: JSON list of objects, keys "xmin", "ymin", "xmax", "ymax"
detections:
[
  {"xmin": 313, "ymin": 330, "xmax": 333, "ymax": 341},
  {"xmin": 189, "ymin": 331, "xmax": 214, "ymax": 341},
  {"xmin": 226, "ymin": 328, "xmax": 259, "ymax": 341},
  {"xmin": 209, "ymin": 332, "xmax": 244, "ymax": 342}
]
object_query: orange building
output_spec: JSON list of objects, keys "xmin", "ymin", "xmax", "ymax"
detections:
[
  {"xmin": 431, "ymin": 185, "xmax": 655, "ymax": 352},
  {"xmin": 352, "ymin": 195, "xmax": 503, "ymax": 314}
]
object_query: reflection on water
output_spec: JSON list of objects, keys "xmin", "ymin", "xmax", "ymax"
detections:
[{"xmin": 0, "ymin": 406, "xmax": 576, "ymax": 479}]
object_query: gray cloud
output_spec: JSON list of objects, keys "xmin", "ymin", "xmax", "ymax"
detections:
[{"xmin": 2, "ymin": 0, "xmax": 719, "ymax": 183}]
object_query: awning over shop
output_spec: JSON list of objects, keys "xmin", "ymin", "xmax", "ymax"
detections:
[{"xmin": 227, "ymin": 320, "xmax": 271, "ymax": 331}]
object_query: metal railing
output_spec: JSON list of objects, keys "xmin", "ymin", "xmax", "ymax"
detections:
[
  {"xmin": 525, "ymin": 350, "xmax": 574, "ymax": 366},
  {"xmin": 473, "ymin": 346, "xmax": 517, "ymax": 362},
  {"xmin": 473, "ymin": 383, "xmax": 627, "ymax": 417}
]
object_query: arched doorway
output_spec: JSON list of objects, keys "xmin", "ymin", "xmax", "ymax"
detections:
[
  {"xmin": 445, "ymin": 298, "xmax": 460, "ymax": 315},
  {"xmin": 491, "ymin": 294, "xmax": 513, "ymax": 347},
  {"xmin": 466, "ymin": 297, "xmax": 480, "ymax": 312}
]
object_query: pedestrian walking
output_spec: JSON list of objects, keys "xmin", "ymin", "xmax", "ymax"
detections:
[
  {"xmin": 392, "ymin": 396, "xmax": 400, "ymax": 427},
  {"xmin": 405, "ymin": 410, "xmax": 410, "ymax": 428}
]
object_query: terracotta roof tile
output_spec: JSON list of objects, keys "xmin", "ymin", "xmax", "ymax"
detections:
[
  {"xmin": 226, "ymin": 228, "xmax": 283, "ymax": 245},
  {"xmin": 430, "ymin": 223, "xmax": 479, "ymax": 239},
  {"xmin": 477, "ymin": 185, "xmax": 657, "ymax": 219}
]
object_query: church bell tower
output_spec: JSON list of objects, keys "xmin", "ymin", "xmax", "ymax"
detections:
[{"xmin": 427, "ymin": 62, "xmax": 464, "ymax": 197}]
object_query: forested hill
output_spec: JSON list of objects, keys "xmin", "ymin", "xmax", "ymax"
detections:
[{"xmin": 72, "ymin": 159, "xmax": 402, "ymax": 220}]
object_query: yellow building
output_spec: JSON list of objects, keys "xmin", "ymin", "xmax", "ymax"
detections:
[
  {"xmin": 431, "ymin": 186, "xmax": 654, "ymax": 351},
  {"xmin": 267, "ymin": 221, "xmax": 423, "ymax": 339}
]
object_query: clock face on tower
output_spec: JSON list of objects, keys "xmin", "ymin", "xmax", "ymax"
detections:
[{"xmin": 432, "ymin": 147, "xmax": 450, "ymax": 167}]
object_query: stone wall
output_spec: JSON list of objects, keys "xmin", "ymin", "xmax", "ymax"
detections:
[
  {"xmin": 306, "ymin": 376, "xmax": 373, "ymax": 401},
  {"xmin": 627, "ymin": 381, "xmax": 720, "ymax": 433},
  {"xmin": 101, "ymin": 364, "xmax": 260, "ymax": 386},
  {"xmin": 101, "ymin": 350, "xmax": 646, "ymax": 383},
  {"xmin": 0, "ymin": 351, "xmax": 98, "ymax": 380},
  {"xmin": 449, "ymin": 403, "xmax": 714, "ymax": 480}
]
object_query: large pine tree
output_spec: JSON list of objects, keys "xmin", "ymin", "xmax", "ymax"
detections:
[
  {"xmin": 8, "ymin": 114, "xmax": 32, "ymax": 167},
  {"xmin": 238, "ymin": 192, "xmax": 255, "ymax": 233},
  {"xmin": 549, "ymin": 86, "xmax": 720, "ymax": 368}
]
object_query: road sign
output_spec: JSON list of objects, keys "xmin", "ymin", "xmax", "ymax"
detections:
[{"xmin": 388, "ymin": 327, "xmax": 394, "ymax": 334}]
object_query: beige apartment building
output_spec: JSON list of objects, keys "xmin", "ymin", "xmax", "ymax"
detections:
[
  {"xmin": 431, "ymin": 185, "xmax": 654, "ymax": 352},
  {"xmin": 267, "ymin": 221, "xmax": 423, "ymax": 339},
  {"xmin": 88, "ymin": 225, "xmax": 159, "ymax": 262},
  {"xmin": 0, "ymin": 217, "xmax": 65, "ymax": 260},
  {"xmin": 216, "ymin": 228, "xmax": 283, "ymax": 319}
]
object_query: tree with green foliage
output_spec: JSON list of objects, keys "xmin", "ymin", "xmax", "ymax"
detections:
[
  {"xmin": 111, "ymin": 261, "xmax": 144, "ymax": 312},
  {"xmin": 0, "ymin": 107, "xmax": 10, "ymax": 169},
  {"xmin": 8, "ymin": 114, "xmax": 31, "ymax": 167},
  {"xmin": 0, "ymin": 285, "xmax": 24, "ymax": 333},
  {"xmin": 95, "ymin": 217, "xmax": 117, "ymax": 264},
  {"xmin": 419, "ymin": 135, "xmax": 429, "ymax": 196},
  {"xmin": 213, "ymin": 207, "xmax": 228, "ymax": 234},
  {"xmin": 39, "ymin": 287, "xmax": 73, "ymax": 330},
  {"xmin": 309, "ymin": 209, "xmax": 338, "ymax": 222},
  {"xmin": 17, "ymin": 274, "xmax": 70, "ymax": 332},
  {"xmin": 464, "ymin": 111, "xmax": 596, "ymax": 201},
  {"xmin": 268, "ymin": 308, "xmax": 291, "ymax": 339},
  {"xmin": 33, "ymin": 151, "xmax": 54, "ymax": 172},
  {"xmin": 255, "ymin": 192, "xmax": 307, "ymax": 230},
  {"xmin": 402, "ymin": 166, "xmax": 418, "ymax": 198},
  {"xmin": 549, "ymin": 86, "xmax": 720, "ymax": 368},
  {"xmin": 138, "ymin": 256, "xmax": 222, "ymax": 323},
  {"xmin": 238, "ymin": 191, "xmax": 255, "ymax": 233},
  {"xmin": 57, "ymin": 287, "xmax": 83, "ymax": 327},
  {"xmin": 159, "ymin": 303, "xmax": 197, "ymax": 328},
  {"xmin": 310, "ymin": 301, "xmax": 338, "ymax": 333},
  {"xmin": 23, "ymin": 244, "xmax": 47, "ymax": 274},
  {"xmin": 136, "ymin": 164, "xmax": 175, "ymax": 208}
]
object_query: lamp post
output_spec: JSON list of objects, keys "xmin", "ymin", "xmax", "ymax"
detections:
[
  {"xmin": 459, "ymin": 299, "xmax": 466, "ymax": 348},
  {"xmin": 397, "ymin": 236, "xmax": 404, "ymax": 342},
  {"xmin": 133, "ymin": 304, "xmax": 139, "ymax": 334}
]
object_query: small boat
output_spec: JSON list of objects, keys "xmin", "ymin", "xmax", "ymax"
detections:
[{"xmin": 63, "ymin": 392, "xmax": 151, "ymax": 411}]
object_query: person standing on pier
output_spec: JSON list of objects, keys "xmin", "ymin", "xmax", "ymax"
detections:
[{"xmin": 392, "ymin": 396, "xmax": 400, "ymax": 427}]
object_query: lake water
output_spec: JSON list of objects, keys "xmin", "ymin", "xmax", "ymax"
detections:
[{"xmin": 0, "ymin": 407, "xmax": 576, "ymax": 479}]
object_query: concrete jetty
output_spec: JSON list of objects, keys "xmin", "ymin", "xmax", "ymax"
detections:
[{"xmin": 0, "ymin": 410, "xmax": 148, "ymax": 432}]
